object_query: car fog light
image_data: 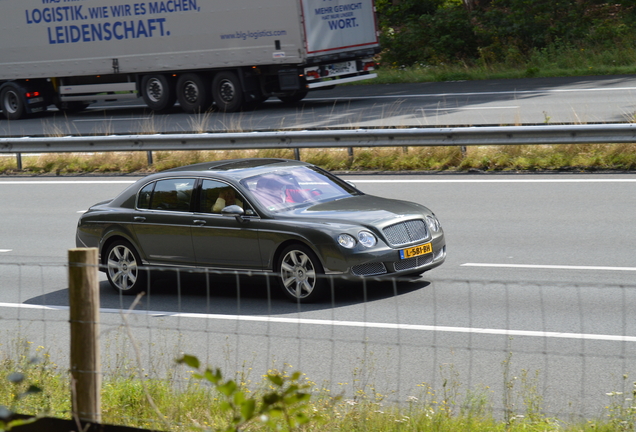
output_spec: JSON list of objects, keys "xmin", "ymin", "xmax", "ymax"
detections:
[
  {"xmin": 358, "ymin": 230, "xmax": 377, "ymax": 248},
  {"xmin": 338, "ymin": 234, "xmax": 356, "ymax": 249}
]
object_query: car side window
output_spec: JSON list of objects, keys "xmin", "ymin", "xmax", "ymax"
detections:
[
  {"xmin": 199, "ymin": 180, "xmax": 253, "ymax": 215},
  {"xmin": 137, "ymin": 182, "xmax": 155, "ymax": 209},
  {"xmin": 146, "ymin": 178, "xmax": 195, "ymax": 212}
]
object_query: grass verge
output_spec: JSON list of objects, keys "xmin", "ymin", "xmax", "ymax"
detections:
[
  {"xmin": 1, "ymin": 344, "xmax": 635, "ymax": 431},
  {"xmin": 2, "ymin": 144, "xmax": 636, "ymax": 176},
  {"xmin": 373, "ymin": 42, "xmax": 636, "ymax": 84}
]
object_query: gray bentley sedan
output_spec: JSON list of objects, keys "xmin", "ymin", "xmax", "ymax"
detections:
[{"xmin": 76, "ymin": 158, "xmax": 446, "ymax": 302}]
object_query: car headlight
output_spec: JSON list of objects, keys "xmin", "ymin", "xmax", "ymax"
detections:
[
  {"xmin": 338, "ymin": 234, "xmax": 356, "ymax": 249},
  {"xmin": 357, "ymin": 230, "xmax": 377, "ymax": 248},
  {"xmin": 426, "ymin": 215, "xmax": 441, "ymax": 232}
]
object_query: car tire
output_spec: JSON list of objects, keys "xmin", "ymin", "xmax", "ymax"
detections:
[
  {"xmin": 141, "ymin": 74, "xmax": 176, "ymax": 111},
  {"xmin": 104, "ymin": 239, "xmax": 147, "ymax": 295},
  {"xmin": 1, "ymin": 84, "xmax": 26, "ymax": 120},
  {"xmin": 277, "ymin": 244, "xmax": 327, "ymax": 303}
]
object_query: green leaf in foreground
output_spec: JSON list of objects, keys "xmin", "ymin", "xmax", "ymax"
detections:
[{"xmin": 177, "ymin": 354, "xmax": 315, "ymax": 431}]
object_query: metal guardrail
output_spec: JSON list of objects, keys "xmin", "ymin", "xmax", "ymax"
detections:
[{"xmin": 2, "ymin": 123, "xmax": 636, "ymax": 167}]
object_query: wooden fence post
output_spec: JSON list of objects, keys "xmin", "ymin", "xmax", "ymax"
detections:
[{"xmin": 68, "ymin": 247, "xmax": 102, "ymax": 424}]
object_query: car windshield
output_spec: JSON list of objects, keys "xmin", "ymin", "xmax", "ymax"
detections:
[{"xmin": 240, "ymin": 165, "xmax": 360, "ymax": 212}]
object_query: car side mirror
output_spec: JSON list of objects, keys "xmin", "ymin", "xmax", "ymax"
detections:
[{"xmin": 221, "ymin": 205, "xmax": 248, "ymax": 223}]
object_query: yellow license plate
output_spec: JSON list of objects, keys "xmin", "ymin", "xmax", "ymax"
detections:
[{"xmin": 399, "ymin": 243, "xmax": 432, "ymax": 259}]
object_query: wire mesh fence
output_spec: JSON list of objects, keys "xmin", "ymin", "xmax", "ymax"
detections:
[{"xmin": 1, "ymin": 259, "xmax": 635, "ymax": 429}]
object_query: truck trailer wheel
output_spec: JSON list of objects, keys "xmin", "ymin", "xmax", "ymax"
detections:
[
  {"xmin": 212, "ymin": 71, "xmax": 243, "ymax": 112},
  {"xmin": 0, "ymin": 84, "xmax": 26, "ymax": 120},
  {"xmin": 176, "ymin": 73, "xmax": 212, "ymax": 113},
  {"xmin": 141, "ymin": 74, "xmax": 176, "ymax": 111}
]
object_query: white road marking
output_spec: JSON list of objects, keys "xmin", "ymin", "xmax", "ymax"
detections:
[
  {"xmin": 73, "ymin": 117, "xmax": 153, "ymax": 122},
  {"xmin": 1, "ymin": 178, "xmax": 635, "ymax": 185},
  {"xmin": 307, "ymin": 86, "xmax": 636, "ymax": 102},
  {"xmin": 0, "ymin": 180, "xmax": 136, "ymax": 184},
  {"xmin": 0, "ymin": 179, "xmax": 634, "ymax": 186},
  {"xmin": 351, "ymin": 179, "xmax": 636, "ymax": 183},
  {"xmin": 0, "ymin": 249, "xmax": 12, "ymax": 253},
  {"xmin": 0, "ymin": 302, "xmax": 634, "ymax": 342},
  {"xmin": 1, "ymin": 179, "xmax": 634, "ymax": 188},
  {"xmin": 417, "ymin": 106, "xmax": 520, "ymax": 111},
  {"xmin": 2, "ymin": 179, "xmax": 635, "ymax": 185},
  {"xmin": 462, "ymin": 263, "xmax": 636, "ymax": 272}
]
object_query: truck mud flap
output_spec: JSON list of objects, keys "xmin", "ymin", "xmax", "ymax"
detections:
[{"xmin": 278, "ymin": 69, "xmax": 302, "ymax": 91}]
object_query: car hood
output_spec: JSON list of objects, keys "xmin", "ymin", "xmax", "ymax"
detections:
[{"xmin": 281, "ymin": 195, "xmax": 429, "ymax": 227}]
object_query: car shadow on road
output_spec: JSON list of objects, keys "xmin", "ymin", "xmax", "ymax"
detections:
[{"xmin": 24, "ymin": 270, "xmax": 431, "ymax": 316}]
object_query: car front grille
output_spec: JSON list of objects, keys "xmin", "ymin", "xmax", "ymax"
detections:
[
  {"xmin": 393, "ymin": 254, "xmax": 434, "ymax": 272},
  {"xmin": 383, "ymin": 220, "xmax": 429, "ymax": 247},
  {"xmin": 351, "ymin": 262, "xmax": 387, "ymax": 276}
]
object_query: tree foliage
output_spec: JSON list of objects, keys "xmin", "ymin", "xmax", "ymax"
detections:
[{"xmin": 376, "ymin": 0, "xmax": 636, "ymax": 67}]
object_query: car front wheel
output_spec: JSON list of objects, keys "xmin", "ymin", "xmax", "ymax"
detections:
[
  {"xmin": 277, "ymin": 244, "xmax": 327, "ymax": 303},
  {"xmin": 105, "ymin": 240, "xmax": 147, "ymax": 295}
]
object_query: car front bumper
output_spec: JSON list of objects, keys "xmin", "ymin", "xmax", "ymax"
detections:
[{"xmin": 323, "ymin": 235, "xmax": 446, "ymax": 278}]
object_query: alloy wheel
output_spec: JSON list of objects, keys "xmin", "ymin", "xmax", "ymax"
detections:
[
  {"xmin": 107, "ymin": 244, "xmax": 139, "ymax": 292},
  {"xmin": 280, "ymin": 249, "xmax": 317, "ymax": 299}
]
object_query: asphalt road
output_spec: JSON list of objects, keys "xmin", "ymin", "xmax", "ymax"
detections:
[
  {"xmin": 1, "ymin": 174, "xmax": 635, "ymax": 419},
  {"xmin": 2, "ymin": 75, "xmax": 636, "ymax": 136}
]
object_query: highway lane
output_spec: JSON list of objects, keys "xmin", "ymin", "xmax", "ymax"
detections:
[
  {"xmin": 361, "ymin": 175, "xmax": 636, "ymax": 283},
  {"xmin": 2, "ymin": 75, "xmax": 636, "ymax": 136},
  {"xmin": 1, "ymin": 174, "xmax": 635, "ymax": 418}
]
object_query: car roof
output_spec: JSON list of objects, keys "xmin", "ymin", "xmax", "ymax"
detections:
[
  {"xmin": 111, "ymin": 158, "xmax": 315, "ymax": 208},
  {"xmin": 163, "ymin": 158, "xmax": 312, "ymax": 178}
]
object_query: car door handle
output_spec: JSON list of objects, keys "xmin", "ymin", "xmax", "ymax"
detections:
[
  {"xmin": 134, "ymin": 216, "xmax": 146, "ymax": 222},
  {"xmin": 193, "ymin": 219, "xmax": 207, "ymax": 225}
]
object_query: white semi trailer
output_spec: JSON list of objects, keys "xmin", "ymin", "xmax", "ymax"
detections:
[{"xmin": 0, "ymin": 0, "xmax": 379, "ymax": 119}]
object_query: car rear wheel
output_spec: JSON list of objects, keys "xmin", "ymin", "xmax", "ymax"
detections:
[
  {"xmin": 105, "ymin": 240, "xmax": 147, "ymax": 295},
  {"xmin": 277, "ymin": 244, "xmax": 327, "ymax": 303}
]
